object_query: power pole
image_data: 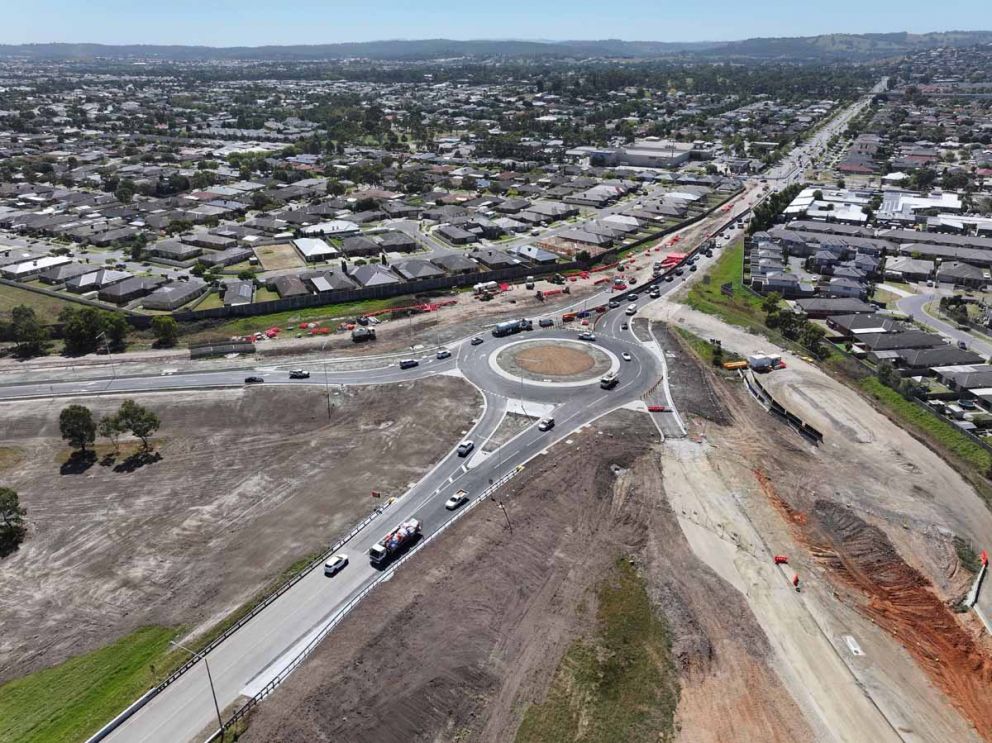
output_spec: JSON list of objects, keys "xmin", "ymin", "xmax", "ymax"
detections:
[{"xmin": 171, "ymin": 641, "xmax": 224, "ymax": 738}]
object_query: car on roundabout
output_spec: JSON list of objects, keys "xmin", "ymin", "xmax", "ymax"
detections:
[
  {"xmin": 578, "ymin": 331, "xmax": 596, "ymax": 341},
  {"xmin": 622, "ymin": 352, "xmax": 632, "ymax": 362},
  {"xmin": 470, "ymin": 336, "xmax": 484, "ymax": 346}
]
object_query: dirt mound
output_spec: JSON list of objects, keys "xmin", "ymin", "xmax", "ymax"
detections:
[
  {"xmin": 512, "ymin": 343, "xmax": 597, "ymax": 376},
  {"xmin": 808, "ymin": 500, "xmax": 992, "ymax": 740}
]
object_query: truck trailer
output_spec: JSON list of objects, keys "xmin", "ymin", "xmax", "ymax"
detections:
[{"xmin": 369, "ymin": 518, "xmax": 422, "ymax": 567}]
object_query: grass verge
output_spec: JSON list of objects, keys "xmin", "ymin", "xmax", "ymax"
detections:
[
  {"xmin": 684, "ymin": 240, "xmax": 767, "ymax": 332},
  {"xmin": 0, "ymin": 283, "xmax": 79, "ymax": 325},
  {"xmin": 514, "ymin": 558, "xmax": 679, "ymax": 743},
  {"xmin": 0, "ymin": 626, "xmax": 175, "ymax": 743}
]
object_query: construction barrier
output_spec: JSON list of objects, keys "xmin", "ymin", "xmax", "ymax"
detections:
[{"xmin": 742, "ymin": 370, "xmax": 824, "ymax": 444}]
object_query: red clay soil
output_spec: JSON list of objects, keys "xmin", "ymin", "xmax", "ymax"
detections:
[{"xmin": 754, "ymin": 469, "xmax": 992, "ymax": 741}]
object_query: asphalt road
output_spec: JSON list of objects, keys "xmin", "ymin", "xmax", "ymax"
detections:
[{"xmin": 896, "ymin": 291, "xmax": 992, "ymax": 359}]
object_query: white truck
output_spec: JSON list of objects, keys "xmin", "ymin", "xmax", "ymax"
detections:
[
  {"xmin": 600, "ymin": 371, "xmax": 619, "ymax": 389},
  {"xmin": 369, "ymin": 518, "xmax": 422, "ymax": 567}
]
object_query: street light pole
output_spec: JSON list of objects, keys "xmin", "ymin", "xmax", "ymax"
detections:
[{"xmin": 171, "ymin": 640, "xmax": 225, "ymax": 738}]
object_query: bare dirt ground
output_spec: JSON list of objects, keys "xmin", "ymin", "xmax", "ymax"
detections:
[
  {"xmin": 253, "ymin": 243, "xmax": 303, "ymax": 271},
  {"xmin": 0, "ymin": 377, "xmax": 480, "ymax": 681},
  {"xmin": 241, "ymin": 409, "xmax": 815, "ymax": 743},
  {"xmin": 514, "ymin": 343, "xmax": 595, "ymax": 376},
  {"xmin": 649, "ymin": 308, "xmax": 992, "ymax": 741}
]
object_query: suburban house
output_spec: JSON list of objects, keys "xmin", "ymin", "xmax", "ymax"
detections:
[{"xmin": 143, "ymin": 280, "xmax": 207, "ymax": 310}]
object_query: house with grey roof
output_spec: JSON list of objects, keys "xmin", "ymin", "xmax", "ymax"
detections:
[
  {"xmin": 936, "ymin": 261, "xmax": 987, "ymax": 289},
  {"xmin": 65, "ymin": 268, "xmax": 131, "ymax": 293},
  {"xmin": 222, "ymin": 280, "xmax": 254, "ymax": 306},
  {"xmin": 99, "ymin": 277, "xmax": 164, "ymax": 305},
  {"xmin": 507, "ymin": 244, "xmax": 558, "ymax": 265},
  {"xmin": 431, "ymin": 254, "xmax": 478, "ymax": 274},
  {"xmin": 39, "ymin": 262, "xmax": 96, "ymax": 285},
  {"xmin": 351, "ymin": 264, "xmax": 402, "ymax": 287},
  {"xmin": 393, "ymin": 260, "xmax": 445, "ymax": 281},
  {"xmin": 143, "ymin": 280, "xmax": 207, "ymax": 310}
]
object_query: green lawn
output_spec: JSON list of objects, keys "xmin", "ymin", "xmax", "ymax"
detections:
[
  {"xmin": 0, "ymin": 626, "xmax": 176, "ymax": 743},
  {"xmin": 684, "ymin": 239, "xmax": 766, "ymax": 332},
  {"xmin": 515, "ymin": 559, "xmax": 679, "ymax": 743},
  {"xmin": 0, "ymin": 284, "xmax": 79, "ymax": 324},
  {"xmin": 188, "ymin": 295, "xmax": 420, "ymax": 339}
]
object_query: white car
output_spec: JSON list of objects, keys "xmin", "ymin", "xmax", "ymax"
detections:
[
  {"xmin": 436, "ymin": 349, "xmax": 452, "ymax": 360},
  {"xmin": 622, "ymin": 352, "xmax": 632, "ymax": 362},
  {"xmin": 323, "ymin": 553, "xmax": 348, "ymax": 577},
  {"xmin": 537, "ymin": 417, "xmax": 555, "ymax": 432},
  {"xmin": 457, "ymin": 441, "xmax": 475, "ymax": 457},
  {"xmin": 445, "ymin": 490, "xmax": 469, "ymax": 510}
]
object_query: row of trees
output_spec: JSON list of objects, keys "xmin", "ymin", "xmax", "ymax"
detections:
[
  {"xmin": 5, "ymin": 305, "xmax": 180, "ymax": 358},
  {"xmin": 59, "ymin": 400, "xmax": 161, "ymax": 454},
  {"xmin": 761, "ymin": 293, "xmax": 827, "ymax": 357}
]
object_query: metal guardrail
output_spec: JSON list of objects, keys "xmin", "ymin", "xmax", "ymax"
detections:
[
  {"xmin": 83, "ymin": 504, "xmax": 388, "ymax": 743},
  {"xmin": 206, "ymin": 467, "xmax": 524, "ymax": 741}
]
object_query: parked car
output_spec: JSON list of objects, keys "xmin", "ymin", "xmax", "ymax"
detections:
[
  {"xmin": 470, "ymin": 336, "xmax": 484, "ymax": 346},
  {"xmin": 289, "ymin": 369, "xmax": 310, "ymax": 379},
  {"xmin": 323, "ymin": 553, "xmax": 348, "ymax": 577},
  {"xmin": 445, "ymin": 490, "xmax": 469, "ymax": 510},
  {"xmin": 244, "ymin": 376, "xmax": 264, "ymax": 384},
  {"xmin": 456, "ymin": 441, "xmax": 475, "ymax": 457},
  {"xmin": 537, "ymin": 417, "xmax": 555, "ymax": 432}
]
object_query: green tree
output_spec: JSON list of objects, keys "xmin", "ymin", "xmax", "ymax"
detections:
[
  {"xmin": 103, "ymin": 312, "xmax": 130, "ymax": 352},
  {"xmin": 59, "ymin": 404, "xmax": 96, "ymax": 453},
  {"xmin": 0, "ymin": 487, "xmax": 27, "ymax": 557},
  {"xmin": 151, "ymin": 316, "xmax": 179, "ymax": 348},
  {"xmin": 59, "ymin": 307, "xmax": 104, "ymax": 355},
  {"xmin": 760, "ymin": 292, "xmax": 782, "ymax": 315},
  {"xmin": 10, "ymin": 305, "xmax": 49, "ymax": 358},
  {"xmin": 118, "ymin": 399, "xmax": 160, "ymax": 451},
  {"xmin": 98, "ymin": 414, "xmax": 125, "ymax": 454}
]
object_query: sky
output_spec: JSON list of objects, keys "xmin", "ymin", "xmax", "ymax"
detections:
[{"xmin": 3, "ymin": 0, "xmax": 990, "ymax": 46}]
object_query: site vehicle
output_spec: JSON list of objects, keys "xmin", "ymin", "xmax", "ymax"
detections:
[
  {"xmin": 289, "ymin": 369, "xmax": 310, "ymax": 379},
  {"xmin": 562, "ymin": 312, "xmax": 578, "ymax": 323},
  {"xmin": 369, "ymin": 519, "xmax": 422, "ymax": 567},
  {"xmin": 352, "ymin": 327, "xmax": 376, "ymax": 343},
  {"xmin": 473, "ymin": 280, "xmax": 499, "ymax": 295},
  {"xmin": 445, "ymin": 490, "xmax": 469, "ymax": 510},
  {"xmin": 537, "ymin": 417, "xmax": 555, "ymax": 432},
  {"xmin": 492, "ymin": 318, "xmax": 533, "ymax": 337},
  {"xmin": 600, "ymin": 371, "xmax": 619, "ymax": 389},
  {"xmin": 399, "ymin": 359, "xmax": 419, "ymax": 369},
  {"xmin": 457, "ymin": 441, "xmax": 474, "ymax": 457},
  {"xmin": 324, "ymin": 553, "xmax": 349, "ymax": 576},
  {"xmin": 244, "ymin": 376, "xmax": 264, "ymax": 384}
]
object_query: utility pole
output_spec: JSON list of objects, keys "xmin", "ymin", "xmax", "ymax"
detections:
[
  {"xmin": 323, "ymin": 359, "xmax": 331, "ymax": 422},
  {"xmin": 498, "ymin": 500, "xmax": 512, "ymax": 532},
  {"xmin": 171, "ymin": 640, "xmax": 224, "ymax": 739}
]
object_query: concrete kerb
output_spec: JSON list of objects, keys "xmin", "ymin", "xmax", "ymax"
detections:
[{"xmin": 487, "ymin": 337, "xmax": 619, "ymax": 388}]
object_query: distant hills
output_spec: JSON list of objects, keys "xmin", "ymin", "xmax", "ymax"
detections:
[{"xmin": 1, "ymin": 31, "xmax": 990, "ymax": 62}]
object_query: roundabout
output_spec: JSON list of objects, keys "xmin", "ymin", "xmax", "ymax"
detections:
[{"xmin": 489, "ymin": 337, "xmax": 618, "ymax": 387}]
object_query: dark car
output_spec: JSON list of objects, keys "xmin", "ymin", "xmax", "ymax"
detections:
[
  {"xmin": 626, "ymin": 293, "xmax": 639, "ymax": 301},
  {"xmin": 608, "ymin": 300, "xmax": 621, "ymax": 309},
  {"xmin": 399, "ymin": 359, "xmax": 419, "ymax": 370},
  {"xmin": 470, "ymin": 336, "xmax": 484, "ymax": 346},
  {"xmin": 244, "ymin": 376, "xmax": 264, "ymax": 384},
  {"xmin": 539, "ymin": 318, "xmax": 554, "ymax": 328}
]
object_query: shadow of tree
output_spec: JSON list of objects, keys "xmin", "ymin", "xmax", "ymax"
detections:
[
  {"xmin": 59, "ymin": 450, "xmax": 96, "ymax": 476},
  {"xmin": 113, "ymin": 450, "xmax": 162, "ymax": 473}
]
